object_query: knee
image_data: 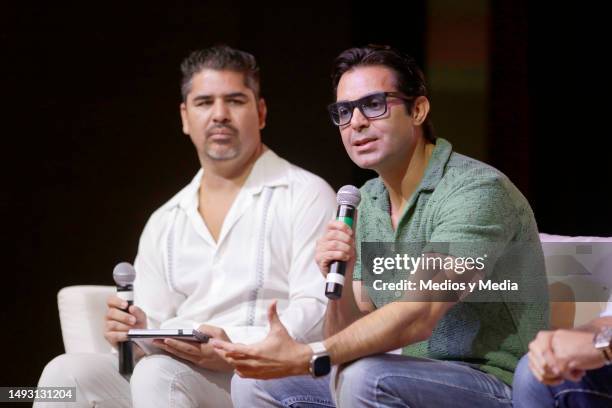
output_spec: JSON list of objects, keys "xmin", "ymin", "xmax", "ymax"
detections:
[
  {"xmin": 513, "ymin": 355, "xmax": 539, "ymax": 392},
  {"xmin": 38, "ymin": 354, "xmax": 91, "ymax": 386},
  {"xmin": 231, "ymin": 374, "xmax": 289, "ymax": 407},
  {"xmin": 335, "ymin": 357, "xmax": 381, "ymax": 406},
  {"xmin": 231, "ymin": 376, "xmax": 262, "ymax": 407},
  {"xmin": 512, "ymin": 354, "xmax": 549, "ymax": 402},
  {"xmin": 338, "ymin": 358, "xmax": 371, "ymax": 388},
  {"xmin": 232, "ymin": 374, "xmax": 324, "ymax": 408},
  {"xmin": 131, "ymin": 354, "xmax": 178, "ymax": 392}
]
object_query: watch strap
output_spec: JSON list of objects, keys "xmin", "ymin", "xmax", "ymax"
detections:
[
  {"xmin": 309, "ymin": 342, "xmax": 327, "ymax": 355},
  {"xmin": 308, "ymin": 342, "xmax": 331, "ymax": 377},
  {"xmin": 594, "ymin": 326, "xmax": 612, "ymax": 365}
]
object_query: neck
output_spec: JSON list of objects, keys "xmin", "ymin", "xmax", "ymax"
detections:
[
  {"xmin": 200, "ymin": 144, "xmax": 265, "ymax": 191},
  {"xmin": 379, "ymin": 137, "xmax": 435, "ymax": 220}
]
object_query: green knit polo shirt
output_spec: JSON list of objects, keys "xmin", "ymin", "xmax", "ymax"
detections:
[{"xmin": 353, "ymin": 138, "xmax": 549, "ymax": 386}]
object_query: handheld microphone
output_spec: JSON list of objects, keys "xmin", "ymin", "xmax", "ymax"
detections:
[
  {"xmin": 325, "ymin": 185, "xmax": 361, "ymax": 300},
  {"xmin": 113, "ymin": 262, "xmax": 136, "ymax": 377}
]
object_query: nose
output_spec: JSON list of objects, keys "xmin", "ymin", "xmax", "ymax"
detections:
[
  {"xmin": 212, "ymin": 99, "xmax": 230, "ymax": 124},
  {"xmin": 349, "ymin": 106, "xmax": 369, "ymax": 131}
]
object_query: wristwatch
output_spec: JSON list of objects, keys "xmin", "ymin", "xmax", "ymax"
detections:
[
  {"xmin": 308, "ymin": 342, "xmax": 331, "ymax": 377},
  {"xmin": 593, "ymin": 326, "xmax": 612, "ymax": 365}
]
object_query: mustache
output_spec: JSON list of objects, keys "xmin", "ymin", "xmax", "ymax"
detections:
[{"xmin": 206, "ymin": 124, "xmax": 238, "ymax": 137}]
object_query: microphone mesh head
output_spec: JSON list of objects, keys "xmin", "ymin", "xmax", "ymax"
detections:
[
  {"xmin": 337, "ymin": 185, "xmax": 361, "ymax": 207},
  {"xmin": 113, "ymin": 262, "xmax": 136, "ymax": 286}
]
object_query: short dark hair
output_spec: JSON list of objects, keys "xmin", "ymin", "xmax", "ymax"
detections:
[
  {"xmin": 180, "ymin": 45, "xmax": 261, "ymax": 101},
  {"xmin": 331, "ymin": 45, "xmax": 435, "ymax": 142}
]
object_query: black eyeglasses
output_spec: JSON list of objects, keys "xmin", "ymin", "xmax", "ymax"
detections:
[{"xmin": 327, "ymin": 92, "xmax": 414, "ymax": 126}]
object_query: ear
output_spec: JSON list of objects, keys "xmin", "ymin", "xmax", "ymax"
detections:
[
  {"xmin": 180, "ymin": 102, "xmax": 190, "ymax": 135},
  {"xmin": 411, "ymin": 96, "xmax": 430, "ymax": 126},
  {"xmin": 258, "ymin": 98, "xmax": 267, "ymax": 130}
]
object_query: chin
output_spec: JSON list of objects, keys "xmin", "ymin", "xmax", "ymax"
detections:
[
  {"xmin": 350, "ymin": 153, "xmax": 382, "ymax": 170},
  {"xmin": 353, "ymin": 161, "xmax": 376, "ymax": 170},
  {"xmin": 206, "ymin": 148, "xmax": 240, "ymax": 161}
]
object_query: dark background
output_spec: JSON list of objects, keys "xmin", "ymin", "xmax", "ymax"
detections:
[{"xmin": 2, "ymin": 1, "xmax": 609, "ymax": 389}]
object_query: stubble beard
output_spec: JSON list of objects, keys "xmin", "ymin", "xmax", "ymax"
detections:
[{"xmin": 205, "ymin": 138, "xmax": 241, "ymax": 161}]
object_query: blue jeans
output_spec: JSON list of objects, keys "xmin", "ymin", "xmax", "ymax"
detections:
[
  {"xmin": 232, "ymin": 354, "xmax": 512, "ymax": 407},
  {"xmin": 512, "ymin": 354, "xmax": 612, "ymax": 407}
]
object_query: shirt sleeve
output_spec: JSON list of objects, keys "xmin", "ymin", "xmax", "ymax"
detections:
[
  {"xmin": 277, "ymin": 176, "xmax": 336, "ymax": 343},
  {"xmin": 133, "ymin": 209, "xmax": 186, "ymax": 329}
]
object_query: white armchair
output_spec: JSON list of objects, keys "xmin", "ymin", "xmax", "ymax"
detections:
[{"xmin": 58, "ymin": 285, "xmax": 115, "ymax": 353}]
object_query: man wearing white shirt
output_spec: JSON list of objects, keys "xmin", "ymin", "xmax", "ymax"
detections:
[
  {"xmin": 35, "ymin": 45, "xmax": 335, "ymax": 407},
  {"xmin": 513, "ymin": 298, "xmax": 612, "ymax": 407}
]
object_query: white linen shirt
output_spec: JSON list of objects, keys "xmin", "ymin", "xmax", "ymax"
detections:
[{"xmin": 133, "ymin": 149, "xmax": 336, "ymax": 344}]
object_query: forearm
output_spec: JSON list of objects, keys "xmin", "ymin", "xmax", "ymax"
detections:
[
  {"xmin": 323, "ymin": 280, "xmax": 369, "ymax": 338},
  {"xmin": 323, "ymin": 298, "xmax": 367, "ymax": 338},
  {"xmin": 324, "ymin": 301, "xmax": 448, "ymax": 365},
  {"xmin": 576, "ymin": 316, "xmax": 612, "ymax": 333}
]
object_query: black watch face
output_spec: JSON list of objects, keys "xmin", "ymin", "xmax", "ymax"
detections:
[{"xmin": 313, "ymin": 355, "xmax": 331, "ymax": 377}]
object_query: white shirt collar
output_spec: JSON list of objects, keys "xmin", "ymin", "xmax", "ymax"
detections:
[{"xmin": 177, "ymin": 147, "xmax": 290, "ymax": 211}]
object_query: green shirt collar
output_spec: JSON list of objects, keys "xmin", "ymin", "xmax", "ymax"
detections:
[{"xmin": 363, "ymin": 137, "xmax": 453, "ymax": 213}]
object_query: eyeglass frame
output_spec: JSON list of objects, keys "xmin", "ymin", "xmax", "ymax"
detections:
[{"xmin": 327, "ymin": 91, "xmax": 415, "ymax": 126}]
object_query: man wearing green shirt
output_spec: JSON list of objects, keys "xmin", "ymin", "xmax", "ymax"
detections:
[{"xmin": 213, "ymin": 45, "xmax": 548, "ymax": 407}]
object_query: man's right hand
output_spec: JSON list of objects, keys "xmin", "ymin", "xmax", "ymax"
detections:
[
  {"xmin": 316, "ymin": 217, "xmax": 375, "ymax": 324},
  {"xmin": 528, "ymin": 330, "xmax": 564, "ymax": 385},
  {"xmin": 104, "ymin": 295, "xmax": 147, "ymax": 349},
  {"xmin": 315, "ymin": 220, "xmax": 356, "ymax": 278}
]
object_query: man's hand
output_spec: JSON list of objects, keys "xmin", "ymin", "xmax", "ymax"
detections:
[
  {"xmin": 315, "ymin": 220, "xmax": 356, "ymax": 278},
  {"xmin": 104, "ymin": 295, "xmax": 147, "ymax": 349},
  {"xmin": 211, "ymin": 301, "xmax": 312, "ymax": 379},
  {"xmin": 528, "ymin": 329, "xmax": 607, "ymax": 385},
  {"xmin": 551, "ymin": 329, "xmax": 603, "ymax": 381},
  {"xmin": 317, "ymin": 216, "xmax": 375, "ymax": 337},
  {"xmin": 153, "ymin": 325, "xmax": 234, "ymax": 372},
  {"xmin": 527, "ymin": 330, "xmax": 564, "ymax": 385}
]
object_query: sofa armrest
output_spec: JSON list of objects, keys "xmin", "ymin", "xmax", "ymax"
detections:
[{"xmin": 58, "ymin": 285, "xmax": 115, "ymax": 354}]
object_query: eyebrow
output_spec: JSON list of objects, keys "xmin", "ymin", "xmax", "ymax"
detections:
[
  {"xmin": 335, "ymin": 91, "xmax": 384, "ymax": 104},
  {"xmin": 192, "ymin": 92, "xmax": 249, "ymax": 101}
]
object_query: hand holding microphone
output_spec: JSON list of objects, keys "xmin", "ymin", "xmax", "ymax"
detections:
[
  {"xmin": 104, "ymin": 262, "xmax": 146, "ymax": 376},
  {"xmin": 317, "ymin": 185, "xmax": 361, "ymax": 299}
]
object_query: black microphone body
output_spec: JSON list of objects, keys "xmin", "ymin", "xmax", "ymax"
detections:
[
  {"xmin": 325, "ymin": 204, "xmax": 356, "ymax": 299},
  {"xmin": 116, "ymin": 284, "xmax": 134, "ymax": 376},
  {"xmin": 113, "ymin": 263, "xmax": 136, "ymax": 377},
  {"xmin": 325, "ymin": 185, "xmax": 361, "ymax": 300}
]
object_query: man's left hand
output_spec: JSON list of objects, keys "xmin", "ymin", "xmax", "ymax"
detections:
[
  {"xmin": 153, "ymin": 325, "xmax": 234, "ymax": 372},
  {"xmin": 211, "ymin": 301, "xmax": 313, "ymax": 379}
]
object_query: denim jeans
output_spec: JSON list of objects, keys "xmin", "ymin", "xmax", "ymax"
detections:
[
  {"xmin": 232, "ymin": 354, "xmax": 512, "ymax": 407},
  {"xmin": 512, "ymin": 354, "xmax": 612, "ymax": 407}
]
